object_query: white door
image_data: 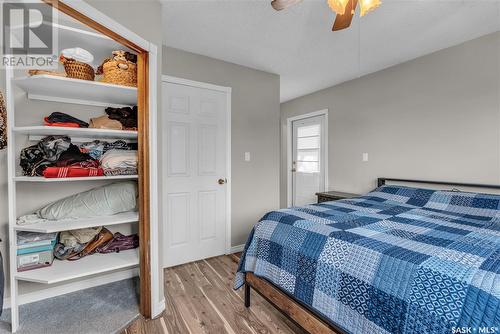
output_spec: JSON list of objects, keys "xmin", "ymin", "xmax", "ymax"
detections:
[
  {"xmin": 162, "ymin": 81, "xmax": 229, "ymax": 268},
  {"xmin": 292, "ymin": 115, "xmax": 326, "ymax": 206}
]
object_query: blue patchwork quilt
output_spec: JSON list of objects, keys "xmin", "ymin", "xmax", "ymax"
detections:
[{"xmin": 235, "ymin": 185, "xmax": 500, "ymax": 334}]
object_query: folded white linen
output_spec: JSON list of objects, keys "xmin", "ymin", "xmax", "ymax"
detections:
[
  {"xmin": 100, "ymin": 149, "xmax": 137, "ymax": 170},
  {"xmin": 16, "ymin": 214, "xmax": 48, "ymax": 225}
]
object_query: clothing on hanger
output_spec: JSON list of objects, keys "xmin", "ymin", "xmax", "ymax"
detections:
[{"xmin": 0, "ymin": 90, "xmax": 7, "ymax": 150}]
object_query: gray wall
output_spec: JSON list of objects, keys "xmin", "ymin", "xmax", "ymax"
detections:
[
  {"xmin": 163, "ymin": 46, "xmax": 281, "ymax": 246},
  {"xmin": 280, "ymin": 32, "xmax": 500, "ymax": 207}
]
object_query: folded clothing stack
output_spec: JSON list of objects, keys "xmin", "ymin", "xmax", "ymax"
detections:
[
  {"xmin": 88, "ymin": 106, "xmax": 138, "ymax": 130},
  {"xmin": 105, "ymin": 106, "xmax": 137, "ymax": 130},
  {"xmin": 20, "ymin": 135, "xmax": 72, "ymax": 176},
  {"xmin": 17, "ymin": 232, "xmax": 57, "ymax": 271},
  {"xmin": 44, "ymin": 112, "xmax": 89, "ymax": 128},
  {"xmin": 20, "ymin": 136, "xmax": 137, "ymax": 178},
  {"xmin": 89, "ymin": 115, "xmax": 123, "ymax": 130},
  {"xmin": 79, "ymin": 139, "xmax": 136, "ymax": 160},
  {"xmin": 100, "ymin": 149, "xmax": 138, "ymax": 176}
]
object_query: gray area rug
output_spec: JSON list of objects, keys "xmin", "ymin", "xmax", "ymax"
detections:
[{"xmin": 0, "ymin": 278, "xmax": 139, "ymax": 334}]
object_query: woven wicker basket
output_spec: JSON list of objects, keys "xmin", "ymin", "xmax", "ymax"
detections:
[
  {"xmin": 60, "ymin": 56, "xmax": 95, "ymax": 81},
  {"xmin": 98, "ymin": 59, "xmax": 137, "ymax": 87}
]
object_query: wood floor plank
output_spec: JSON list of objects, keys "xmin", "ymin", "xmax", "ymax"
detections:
[
  {"xmin": 199, "ymin": 257, "xmax": 303, "ymax": 334},
  {"xmin": 124, "ymin": 316, "xmax": 147, "ymax": 334},
  {"xmin": 173, "ymin": 265, "xmax": 228, "ymax": 333},
  {"xmin": 162, "ymin": 284, "xmax": 191, "ymax": 333},
  {"xmin": 196, "ymin": 261, "xmax": 272, "ymax": 334},
  {"xmin": 125, "ymin": 255, "xmax": 304, "ymax": 334}
]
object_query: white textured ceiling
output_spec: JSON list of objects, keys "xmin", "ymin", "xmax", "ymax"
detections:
[{"xmin": 162, "ymin": 0, "xmax": 500, "ymax": 102}]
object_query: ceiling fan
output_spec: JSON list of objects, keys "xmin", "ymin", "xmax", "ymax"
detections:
[{"xmin": 271, "ymin": 0, "xmax": 381, "ymax": 31}]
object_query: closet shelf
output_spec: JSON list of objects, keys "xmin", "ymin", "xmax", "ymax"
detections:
[
  {"xmin": 13, "ymin": 75, "xmax": 137, "ymax": 108},
  {"xmin": 15, "ymin": 249, "xmax": 139, "ymax": 284},
  {"xmin": 14, "ymin": 211, "xmax": 139, "ymax": 233},
  {"xmin": 14, "ymin": 175, "xmax": 138, "ymax": 182},
  {"xmin": 54, "ymin": 23, "xmax": 135, "ymax": 65},
  {"xmin": 13, "ymin": 126, "xmax": 138, "ymax": 141}
]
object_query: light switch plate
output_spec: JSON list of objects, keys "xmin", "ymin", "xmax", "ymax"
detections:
[
  {"xmin": 362, "ymin": 153, "xmax": 369, "ymax": 162},
  {"xmin": 245, "ymin": 152, "xmax": 251, "ymax": 162}
]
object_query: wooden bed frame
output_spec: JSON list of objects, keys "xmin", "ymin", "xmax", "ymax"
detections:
[{"xmin": 243, "ymin": 177, "xmax": 500, "ymax": 334}]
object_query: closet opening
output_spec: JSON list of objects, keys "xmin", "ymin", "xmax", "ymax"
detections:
[{"xmin": 4, "ymin": 1, "xmax": 160, "ymax": 332}]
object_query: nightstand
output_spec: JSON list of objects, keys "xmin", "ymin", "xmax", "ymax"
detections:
[{"xmin": 315, "ymin": 190, "xmax": 359, "ymax": 203}]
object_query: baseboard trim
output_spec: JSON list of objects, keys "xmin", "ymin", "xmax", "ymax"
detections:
[
  {"xmin": 229, "ymin": 244, "xmax": 245, "ymax": 253},
  {"xmin": 3, "ymin": 268, "xmax": 139, "ymax": 310},
  {"xmin": 153, "ymin": 298, "xmax": 166, "ymax": 318}
]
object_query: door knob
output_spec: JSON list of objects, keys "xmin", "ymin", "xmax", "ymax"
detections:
[{"xmin": 218, "ymin": 178, "xmax": 227, "ymax": 185}]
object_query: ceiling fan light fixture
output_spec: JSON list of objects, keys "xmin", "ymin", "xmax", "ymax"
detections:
[
  {"xmin": 359, "ymin": 0, "xmax": 381, "ymax": 16},
  {"xmin": 327, "ymin": 0, "xmax": 350, "ymax": 15}
]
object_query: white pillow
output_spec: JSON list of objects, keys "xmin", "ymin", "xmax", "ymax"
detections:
[{"xmin": 37, "ymin": 181, "xmax": 137, "ymax": 220}]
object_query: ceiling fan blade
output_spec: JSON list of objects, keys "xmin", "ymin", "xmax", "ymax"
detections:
[
  {"xmin": 332, "ymin": 0, "xmax": 358, "ymax": 31},
  {"xmin": 271, "ymin": 0, "xmax": 302, "ymax": 11}
]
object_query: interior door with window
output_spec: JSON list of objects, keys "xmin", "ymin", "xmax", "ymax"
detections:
[
  {"xmin": 292, "ymin": 115, "xmax": 326, "ymax": 206},
  {"xmin": 162, "ymin": 81, "xmax": 228, "ymax": 268}
]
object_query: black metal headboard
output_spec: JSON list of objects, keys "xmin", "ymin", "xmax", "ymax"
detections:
[{"xmin": 377, "ymin": 177, "xmax": 500, "ymax": 190}]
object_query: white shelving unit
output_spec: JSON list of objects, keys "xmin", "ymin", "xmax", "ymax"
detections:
[
  {"xmin": 16, "ymin": 249, "xmax": 139, "ymax": 284},
  {"xmin": 13, "ymin": 75, "xmax": 137, "ymax": 108},
  {"xmin": 13, "ymin": 126, "xmax": 138, "ymax": 140},
  {"xmin": 13, "ymin": 175, "xmax": 138, "ymax": 182},
  {"xmin": 5, "ymin": 9, "xmax": 146, "ymax": 332},
  {"xmin": 14, "ymin": 211, "xmax": 139, "ymax": 233}
]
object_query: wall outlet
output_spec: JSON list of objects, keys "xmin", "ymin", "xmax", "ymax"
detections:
[
  {"xmin": 245, "ymin": 152, "xmax": 251, "ymax": 162},
  {"xmin": 362, "ymin": 153, "xmax": 369, "ymax": 162}
]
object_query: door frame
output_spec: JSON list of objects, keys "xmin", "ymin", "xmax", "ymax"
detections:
[
  {"xmin": 286, "ymin": 109, "xmax": 329, "ymax": 207},
  {"xmin": 161, "ymin": 75, "xmax": 232, "ymax": 256}
]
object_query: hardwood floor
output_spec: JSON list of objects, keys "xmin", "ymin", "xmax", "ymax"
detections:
[{"xmin": 122, "ymin": 255, "xmax": 306, "ymax": 334}]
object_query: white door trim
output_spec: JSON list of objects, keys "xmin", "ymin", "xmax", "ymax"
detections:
[
  {"xmin": 162, "ymin": 75, "xmax": 232, "ymax": 93},
  {"xmin": 286, "ymin": 109, "xmax": 329, "ymax": 207},
  {"xmin": 161, "ymin": 75, "xmax": 232, "ymax": 255}
]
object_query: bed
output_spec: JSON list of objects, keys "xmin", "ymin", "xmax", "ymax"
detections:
[{"xmin": 235, "ymin": 178, "xmax": 500, "ymax": 334}]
